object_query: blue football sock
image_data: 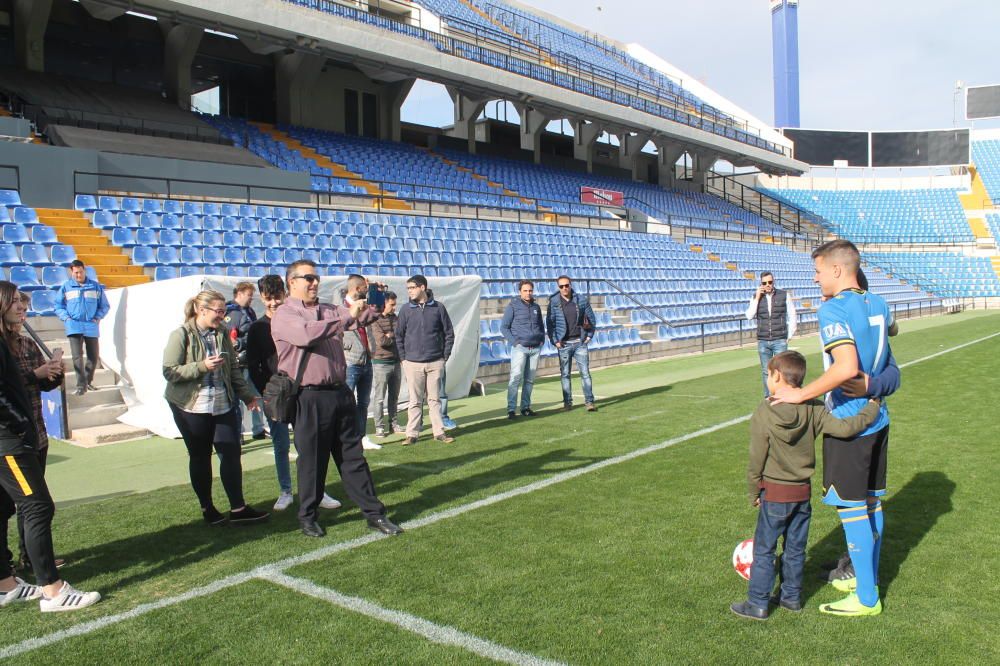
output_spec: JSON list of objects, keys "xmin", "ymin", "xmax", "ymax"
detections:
[
  {"xmin": 868, "ymin": 499, "xmax": 884, "ymax": 585},
  {"xmin": 838, "ymin": 506, "xmax": 879, "ymax": 607}
]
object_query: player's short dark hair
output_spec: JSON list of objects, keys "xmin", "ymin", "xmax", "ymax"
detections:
[
  {"xmin": 812, "ymin": 239, "xmax": 860, "ymax": 274},
  {"xmin": 768, "ymin": 350, "xmax": 807, "ymax": 389},
  {"xmin": 407, "ymin": 274, "xmax": 427, "ymax": 289},
  {"xmin": 518, "ymin": 279, "xmax": 534, "ymax": 290},
  {"xmin": 69, "ymin": 259, "xmax": 86, "ymax": 269},
  {"xmin": 760, "ymin": 271, "xmax": 773, "ymax": 281},
  {"xmin": 384, "ymin": 291, "xmax": 397, "ymax": 301},
  {"xmin": 257, "ymin": 274, "xmax": 285, "ymax": 298}
]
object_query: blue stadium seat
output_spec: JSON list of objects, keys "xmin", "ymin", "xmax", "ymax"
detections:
[
  {"xmin": 50, "ymin": 245, "xmax": 76, "ymax": 264},
  {"xmin": 203, "ymin": 247, "xmax": 223, "ymax": 264},
  {"xmin": 12, "ymin": 207, "xmax": 37, "ymax": 225},
  {"xmin": 111, "ymin": 228, "xmax": 136, "ymax": 247},
  {"xmin": 92, "ymin": 211, "xmax": 115, "ymax": 228},
  {"xmin": 223, "ymin": 248, "xmax": 247, "ymax": 266},
  {"xmin": 99, "ymin": 196, "xmax": 120, "ymax": 211},
  {"xmin": 30, "ymin": 226, "xmax": 58, "ymax": 245},
  {"xmin": 0, "ymin": 244, "xmax": 18, "ymax": 266},
  {"xmin": 2, "ymin": 225, "xmax": 29, "ymax": 243},
  {"xmin": 41, "ymin": 266, "xmax": 64, "ymax": 287},
  {"xmin": 29, "ymin": 290, "xmax": 57, "ymax": 315},
  {"xmin": 20, "ymin": 244, "xmax": 50, "ymax": 265},
  {"xmin": 156, "ymin": 246, "xmax": 180, "ymax": 265},
  {"xmin": 180, "ymin": 247, "xmax": 204, "ymax": 265},
  {"xmin": 74, "ymin": 195, "xmax": 97, "ymax": 211},
  {"xmin": 143, "ymin": 199, "xmax": 163, "ymax": 213},
  {"xmin": 10, "ymin": 266, "xmax": 43, "ymax": 291},
  {"xmin": 121, "ymin": 197, "xmax": 143, "ymax": 212},
  {"xmin": 132, "ymin": 246, "xmax": 155, "ymax": 265},
  {"xmin": 154, "ymin": 266, "xmax": 178, "ymax": 281}
]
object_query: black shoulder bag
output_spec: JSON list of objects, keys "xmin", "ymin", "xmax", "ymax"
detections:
[{"xmin": 261, "ymin": 349, "xmax": 311, "ymax": 424}]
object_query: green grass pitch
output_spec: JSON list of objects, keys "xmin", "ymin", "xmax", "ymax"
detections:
[{"xmin": 3, "ymin": 311, "xmax": 999, "ymax": 664}]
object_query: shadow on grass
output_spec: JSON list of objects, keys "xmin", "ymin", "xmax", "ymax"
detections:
[
  {"xmin": 450, "ymin": 383, "xmax": 675, "ymax": 436},
  {"xmin": 56, "ymin": 442, "xmax": 598, "ymax": 593},
  {"xmin": 383, "ymin": 447, "xmax": 608, "ymax": 522},
  {"xmin": 802, "ymin": 471, "xmax": 955, "ymax": 603}
]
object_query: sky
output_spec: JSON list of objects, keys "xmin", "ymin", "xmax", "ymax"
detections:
[{"xmin": 402, "ymin": 0, "xmax": 1000, "ymax": 132}]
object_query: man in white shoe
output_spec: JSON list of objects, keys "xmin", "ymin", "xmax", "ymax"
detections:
[
  {"xmin": 0, "ymin": 322, "xmax": 99, "ymax": 613},
  {"xmin": 246, "ymin": 275, "xmax": 341, "ymax": 513},
  {"xmin": 342, "ymin": 274, "xmax": 383, "ymax": 452}
]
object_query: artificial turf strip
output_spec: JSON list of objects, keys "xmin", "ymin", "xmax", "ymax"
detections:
[{"xmin": 3, "ymin": 312, "xmax": 999, "ymax": 663}]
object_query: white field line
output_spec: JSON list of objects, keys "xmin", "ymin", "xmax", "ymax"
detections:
[
  {"xmin": 2, "ymin": 332, "xmax": 995, "ymax": 660},
  {"xmin": 266, "ymin": 573, "xmax": 566, "ymax": 666},
  {"xmin": 541, "ymin": 429, "xmax": 593, "ymax": 444}
]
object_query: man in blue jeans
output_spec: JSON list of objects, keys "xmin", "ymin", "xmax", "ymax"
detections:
[
  {"xmin": 744, "ymin": 271, "xmax": 797, "ymax": 397},
  {"xmin": 546, "ymin": 276, "xmax": 597, "ymax": 412},
  {"xmin": 343, "ymin": 274, "xmax": 381, "ymax": 451},
  {"xmin": 501, "ymin": 280, "xmax": 545, "ymax": 418}
]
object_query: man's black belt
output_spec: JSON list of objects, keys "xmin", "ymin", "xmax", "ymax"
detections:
[{"xmin": 300, "ymin": 383, "xmax": 346, "ymax": 391}]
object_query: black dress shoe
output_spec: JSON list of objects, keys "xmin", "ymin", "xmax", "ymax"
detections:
[
  {"xmin": 769, "ymin": 595, "xmax": 803, "ymax": 612},
  {"xmin": 300, "ymin": 520, "xmax": 326, "ymax": 538},
  {"xmin": 507, "ymin": 411, "xmax": 516, "ymax": 419},
  {"xmin": 367, "ymin": 516, "xmax": 404, "ymax": 536},
  {"xmin": 86, "ymin": 383, "xmax": 98, "ymax": 392},
  {"xmin": 520, "ymin": 408, "xmax": 536, "ymax": 416},
  {"xmin": 73, "ymin": 387, "xmax": 86, "ymax": 396},
  {"xmin": 730, "ymin": 601, "xmax": 769, "ymax": 620}
]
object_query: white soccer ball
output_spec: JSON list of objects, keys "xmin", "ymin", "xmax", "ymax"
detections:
[{"xmin": 732, "ymin": 538, "xmax": 754, "ymax": 580}]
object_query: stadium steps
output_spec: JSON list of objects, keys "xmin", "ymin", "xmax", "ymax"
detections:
[
  {"xmin": 992, "ymin": 257, "xmax": 1000, "ymax": 281},
  {"xmin": 959, "ymin": 166, "xmax": 993, "ymax": 210},
  {"xmin": 34, "ymin": 209, "xmax": 150, "ymax": 287},
  {"xmin": 418, "ymin": 146, "xmax": 539, "ymax": 207},
  {"xmin": 253, "ymin": 122, "xmax": 412, "ymax": 211},
  {"xmin": 29, "ymin": 316, "xmax": 149, "ymax": 445}
]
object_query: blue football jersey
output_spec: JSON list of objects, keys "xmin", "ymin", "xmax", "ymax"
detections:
[{"xmin": 818, "ymin": 289, "xmax": 893, "ymax": 436}]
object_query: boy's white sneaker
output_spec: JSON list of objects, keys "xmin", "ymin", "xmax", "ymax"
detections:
[
  {"xmin": 39, "ymin": 582, "xmax": 101, "ymax": 613},
  {"xmin": 1, "ymin": 577, "xmax": 42, "ymax": 606},
  {"xmin": 362, "ymin": 436, "xmax": 382, "ymax": 450},
  {"xmin": 273, "ymin": 492, "xmax": 294, "ymax": 511},
  {"xmin": 320, "ymin": 493, "xmax": 342, "ymax": 510}
]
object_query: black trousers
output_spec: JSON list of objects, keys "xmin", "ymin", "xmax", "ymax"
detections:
[
  {"xmin": 293, "ymin": 388, "xmax": 385, "ymax": 523},
  {"xmin": 169, "ymin": 404, "xmax": 245, "ymax": 511},
  {"xmin": 0, "ymin": 450, "xmax": 59, "ymax": 585},
  {"xmin": 68, "ymin": 334, "xmax": 100, "ymax": 389},
  {"xmin": 15, "ymin": 446, "xmax": 48, "ymax": 565}
]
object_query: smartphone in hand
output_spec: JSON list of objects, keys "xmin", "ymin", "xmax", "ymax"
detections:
[
  {"xmin": 52, "ymin": 348, "xmax": 64, "ymax": 361},
  {"xmin": 367, "ymin": 284, "xmax": 385, "ymax": 309}
]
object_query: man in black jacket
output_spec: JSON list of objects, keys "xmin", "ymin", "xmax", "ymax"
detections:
[
  {"xmin": 226, "ymin": 281, "xmax": 266, "ymax": 440},
  {"xmin": 0, "ymin": 332, "xmax": 100, "ymax": 612},
  {"xmin": 396, "ymin": 275, "xmax": 455, "ymax": 445}
]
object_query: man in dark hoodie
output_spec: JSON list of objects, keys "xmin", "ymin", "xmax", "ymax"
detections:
[
  {"xmin": 500, "ymin": 280, "xmax": 545, "ymax": 419},
  {"xmin": 396, "ymin": 275, "xmax": 455, "ymax": 445},
  {"xmin": 731, "ymin": 351, "xmax": 880, "ymax": 622},
  {"xmin": 225, "ymin": 282, "xmax": 265, "ymax": 440}
]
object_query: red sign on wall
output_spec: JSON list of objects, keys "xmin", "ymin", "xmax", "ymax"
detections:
[{"xmin": 580, "ymin": 186, "xmax": 624, "ymax": 207}]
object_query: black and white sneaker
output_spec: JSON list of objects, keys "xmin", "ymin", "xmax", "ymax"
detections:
[
  {"xmin": 0, "ymin": 577, "xmax": 42, "ymax": 607},
  {"xmin": 39, "ymin": 581, "xmax": 101, "ymax": 613},
  {"xmin": 229, "ymin": 506, "xmax": 270, "ymax": 525}
]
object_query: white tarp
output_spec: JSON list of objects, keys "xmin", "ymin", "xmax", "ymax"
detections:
[{"xmin": 100, "ymin": 274, "xmax": 482, "ymax": 438}]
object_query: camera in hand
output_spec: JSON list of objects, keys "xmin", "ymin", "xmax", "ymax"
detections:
[{"xmin": 367, "ymin": 284, "xmax": 386, "ymax": 309}]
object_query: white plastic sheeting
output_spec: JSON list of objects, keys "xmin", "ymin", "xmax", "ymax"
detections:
[{"xmin": 99, "ymin": 275, "xmax": 482, "ymax": 438}]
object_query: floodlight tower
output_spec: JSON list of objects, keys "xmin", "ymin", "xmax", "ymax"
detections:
[{"xmin": 770, "ymin": 0, "xmax": 800, "ymax": 128}]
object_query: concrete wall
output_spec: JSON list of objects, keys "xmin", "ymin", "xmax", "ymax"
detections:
[{"xmin": 0, "ymin": 141, "xmax": 310, "ymax": 208}]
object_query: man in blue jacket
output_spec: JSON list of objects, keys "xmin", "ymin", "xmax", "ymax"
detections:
[
  {"xmin": 501, "ymin": 280, "xmax": 545, "ymax": 419},
  {"xmin": 54, "ymin": 261, "xmax": 109, "ymax": 396},
  {"xmin": 546, "ymin": 275, "xmax": 597, "ymax": 412}
]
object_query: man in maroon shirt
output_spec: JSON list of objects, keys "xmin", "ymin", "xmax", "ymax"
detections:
[{"xmin": 270, "ymin": 260, "xmax": 402, "ymax": 538}]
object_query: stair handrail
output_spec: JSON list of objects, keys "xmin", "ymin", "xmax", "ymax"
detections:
[
  {"xmin": 703, "ymin": 170, "xmax": 829, "ymax": 242},
  {"xmin": 22, "ymin": 320, "xmax": 71, "ymax": 439}
]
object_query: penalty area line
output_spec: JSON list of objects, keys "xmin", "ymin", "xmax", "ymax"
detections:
[
  {"xmin": 1, "ymin": 330, "xmax": 994, "ymax": 660},
  {"xmin": 266, "ymin": 572, "xmax": 566, "ymax": 666}
]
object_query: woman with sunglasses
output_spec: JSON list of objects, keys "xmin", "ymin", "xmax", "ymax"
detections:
[{"xmin": 163, "ymin": 290, "xmax": 269, "ymax": 526}]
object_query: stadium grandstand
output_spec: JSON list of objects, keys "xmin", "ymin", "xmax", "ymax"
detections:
[{"xmin": 0, "ymin": 0, "xmax": 998, "ymax": 658}]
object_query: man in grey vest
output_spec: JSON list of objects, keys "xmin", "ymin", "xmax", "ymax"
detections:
[{"xmin": 744, "ymin": 271, "xmax": 797, "ymax": 397}]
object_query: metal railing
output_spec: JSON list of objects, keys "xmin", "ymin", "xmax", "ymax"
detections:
[
  {"xmin": 704, "ymin": 171, "xmax": 828, "ymax": 243},
  {"xmin": 23, "ymin": 321, "xmax": 70, "ymax": 439}
]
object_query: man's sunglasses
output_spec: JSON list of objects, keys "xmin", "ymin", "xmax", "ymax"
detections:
[
  {"xmin": 558, "ymin": 283, "xmax": 571, "ymax": 289},
  {"xmin": 291, "ymin": 274, "xmax": 321, "ymax": 284},
  {"xmin": 761, "ymin": 280, "xmax": 774, "ymax": 286}
]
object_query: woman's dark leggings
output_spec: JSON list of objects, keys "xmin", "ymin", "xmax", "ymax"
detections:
[{"xmin": 169, "ymin": 404, "xmax": 245, "ymax": 511}]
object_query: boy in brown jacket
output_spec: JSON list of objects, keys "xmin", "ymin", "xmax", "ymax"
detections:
[{"xmin": 731, "ymin": 351, "xmax": 880, "ymax": 620}]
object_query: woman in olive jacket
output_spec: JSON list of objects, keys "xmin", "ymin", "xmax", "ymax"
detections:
[{"xmin": 163, "ymin": 290, "xmax": 268, "ymax": 526}]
